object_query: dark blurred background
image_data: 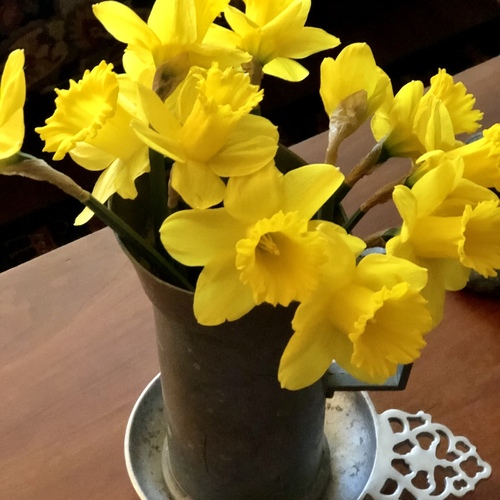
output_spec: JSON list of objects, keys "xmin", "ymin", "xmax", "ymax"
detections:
[{"xmin": 1, "ymin": 0, "xmax": 499, "ymax": 271}]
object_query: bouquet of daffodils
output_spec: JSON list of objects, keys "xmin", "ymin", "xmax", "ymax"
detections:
[{"xmin": 2, "ymin": 0, "xmax": 500, "ymax": 391}]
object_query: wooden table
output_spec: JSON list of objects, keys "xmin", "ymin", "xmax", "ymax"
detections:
[{"xmin": 1, "ymin": 57, "xmax": 499, "ymax": 499}]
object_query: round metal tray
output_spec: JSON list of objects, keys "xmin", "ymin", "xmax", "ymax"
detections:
[{"xmin": 124, "ymin": 374, "xmax": 378, "ymax": 500}]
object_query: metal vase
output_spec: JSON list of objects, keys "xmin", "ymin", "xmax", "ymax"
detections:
[{"xmin": 129, "ymin": 260, "xmax": 331, "ymax": 500}]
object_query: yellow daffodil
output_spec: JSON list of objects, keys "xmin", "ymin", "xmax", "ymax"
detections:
[
  {"xmin": 371, "ymin": 80, "xmax": 426, "ymax": 158},
  {"xmin": 320, "ymin": 43, "xmax": 391, "ymax": 119},
  {"xmin": 371, "ymin": 80, "xmax": 454, "ymax": 158},
  {"xmin": 93, "ymin": 0, "xmax": 249, "ymax": 86},
  {"xmin": 210, "ymin": 0, "xmax": 340, "ymax": 81},
  {"xmin": 160, "ymin": 163, "xmax": 344, "ymax": 325},
  {"xmin": 132, "ymin": 64, "xmax": 278, "ymax": 209},
  {"xmin": 279, "ymin": 225, "xmax": 432, "ymax": 389},
  {"xmin": 35, "ymin": 62, "xmax": 149, "ymax": 224},
  {"xmin": 411, "ymin": 124, "xmax": 500, "ymax": 190},
  {"xmin": 0, "ymin": 49, "xmax": 25, "ymax": 160},
  {"xmin": 372, "ymin": 69, "xmax": 482, "ymax": 159},
  {"xmin": 387, "ymin": 156, "xmax": 500, "ymax": 323},
  {"xmin": 423, "ymin": 69, "xmax": 483, "ymax": 135},
  {"xmin": 320, "ymin": 42, "xmax": 392, "ymax": 164}
]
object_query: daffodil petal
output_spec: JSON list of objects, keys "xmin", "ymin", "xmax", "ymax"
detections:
[
  {"xmin": 160, "ymin": 207, "xmax": 244, "ymax": 266},
  {"xmin": 411, "ymin": 158, "xmax": 462, "ymax": 216},
  {"xmin": 74, "ymin": 161, "xmax": 122, "ymax": 226},
  {"xmin": 246, "ymin": 0, "xmax": 304, "ymax": 27},
  {"xmin": 282, "ymin": 163, "xmax": 344, "ymax": 219},
  {"xmin": 148, "ymin": 0, "xmax": 197, "ymax": 45},
  {"xmin": 74, "ymin": 206, "xmax": 95, "ymax": 226},
  {"xmin": 187, "ymin": 43, "xmax": 251, "ymax": 70},
  {"xmin": 391, "ymin": 80, "xmax": 424, "ymax": 125},
  {"xmin": 263, "ymin": 57, "xmax": 309, "ymax": 82},
  {"xmin": 225, "ymin": 163, "xmax": 282, "ymax": 223},
  {"xmin": 277, "ymin": 27, "xmax": 340, "ymax": 59},
  {"xmin": 137, "ymin": 85, "xmax": 181, "ymax": 138},
  {"xmin": 262, "ymin": 0, "xmax": 306, "ymax": 35},
  {"xmin": 132, "ymin": 119, "xmax": 184, "ymax": 163},
  {"xmin": 224, "ymin": 4, "xmax": 258, "ymax": 35},
  {"xmin": 122, "ymin": 49, "xmax": 155, "ymax": 84},
  {"xmin": 427, "ymin": 257, "xmax": 470, "ymax": 291},
  {"xmin": 440, "ymin": 177, "xmax": 498, "ymax": 216},
  {"xmin": 209, "ymin": 114, "xmax": 278, "ymax": 177},
  {"xmin": 100, "ymin": 158, "xmax": 140, "ymax": 201},
  {"xmin": 0, "ymin": 49, "xmax": 26, "ymax": 125},
  {"xmin": 193, "ymin": 0, "xmax": 230, "ymax": 39},
  {"xmin": 312, "ymin": 222, "xmax": 360, "ymax": 289},
  {"xmin": 0, "ymin": 110, "xmax": 24, "ymax": 159},
  {"xmin": 372, "ymin": 80, "xmax": 425, "ymax": 156},
  {"xmin": 113, "ymin": 151, "xmax": 150, "ymax": 199},
  {"xmin": 194, "ymin": 255, "xmax": 255, "ymax": 325},
  {"xmin": 116, "ymin": 75, "xmax": 146, "ymax": 121},
  {"xmin": 356, "ymin": 253, "xmax": 428, "ymax": 293},
  {"xmin": 93, "ymin": 1, "xmax": 160, "ymax": 50},
  {"xmin": 75, "ymin": 161, "xmax": 126, "ymax": 226},
  {"xmin": 204, "ymin": 23, "xmax": 241, "ymax": 48},
  {"xmin": 171, "ymin": 160, "xmax": 226, "ymax": 209},
  {"xmin": 415, "ymin": 96, "xmax": 455, "ymax": 152},
  {"xmin": 386, "ymin": 226, "xmax": 469, "ymax": 327},
  {"xmin": 69, "ymin": 142, "xmax": 115, "ymax": 171},
  {"xmin": 279, "ymin": 292, "xmax": 340, "ymax": 390},
  {"xmin": 415, "ymin": 258, "xmax": 453, "ymax": 327},
  {"xmin": 392, "ymin": 186, "xmax": 418, "ymax": 241}
]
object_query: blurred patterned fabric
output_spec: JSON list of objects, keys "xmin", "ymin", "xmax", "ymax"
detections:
[{"xmin": 0, "ymin": 0, "xmax": 152, "ymax": 94}]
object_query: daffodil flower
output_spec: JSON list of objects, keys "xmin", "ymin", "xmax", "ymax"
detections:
[
  {"xmin": 387, "ymin": 156, "xmax": 500, "ymax": 323},
  {"xmin": 423, "ymin": 69, "xmax": 483, "ymax": 135},
  {"xmin": 320, "ymin": 43, "xmax": 391, "ymax": 120},
  {"xmin": 160, "ymin": 163, "xmax": 344, "ymax": 325},
  {"xmin": 209, "ymin": 0, "xmax": 339, "ymax": 82},
  {"xmin": 371, "ymin": 79, "xmax": 427, "ymax": 158},
  {"xmin": 411, "ymin": 124, "xmax": 500, "ymax": 190},
  {"xmin": 279, "ymin": 225, "xmax": 432, "ymax": 389},
  {"xmin": 93, "ymin": 0, "xmax": 249, "ymax": 86},
  {"xmin": 319, "ymin": 42, "xmax": 392, "ymax": 164},
  {"xmin": 35, "ymin": 62, "xmax": 149, "ymax": 224},
  {"xmin": 0, "ymin": 49, "xmax": 25, "ymax": 160},
  {"xmin": 372, "ymin": 69, "xmax": 482, "ymax": 159},
  {"xmin": 371, "ymin": 80, "xmax": 451, "ymax": 158},
  {"xmin": 132, "ymin": 64, "xmax": 279, "ymax": 209}
]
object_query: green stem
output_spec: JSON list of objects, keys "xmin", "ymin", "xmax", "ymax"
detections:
[
  {"xmin": 331, "ymin": 181, "xmax": 351, "ymax": 206},
  {"xmin": 275, "ymin": 142, "xmax": 308, "ymax": 173},
  {"xmin": 343, "ymin": 208, "xmax": 366, "ymax": 233},
  {"xmin": 148, "ymin": 149, "xmax": 169, "ymax": 250},
  {"xmin": 317, "ymin": 181, "xmax": 350, "ymax": 224}
]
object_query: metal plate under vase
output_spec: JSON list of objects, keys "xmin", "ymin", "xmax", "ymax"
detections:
[{"xmin": 124, "ymin": 373, "xmax": 378, "ymax": 500}]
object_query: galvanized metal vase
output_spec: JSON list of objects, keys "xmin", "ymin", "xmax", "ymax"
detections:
[{"xmin": 129, "ymin": 260, "xmax": 332, "ymax": 500}]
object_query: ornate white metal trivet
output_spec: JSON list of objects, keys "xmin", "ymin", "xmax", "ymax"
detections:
[{"xmin": 361, "ymin": 409, "xmax": 492, "ymax": 499}]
